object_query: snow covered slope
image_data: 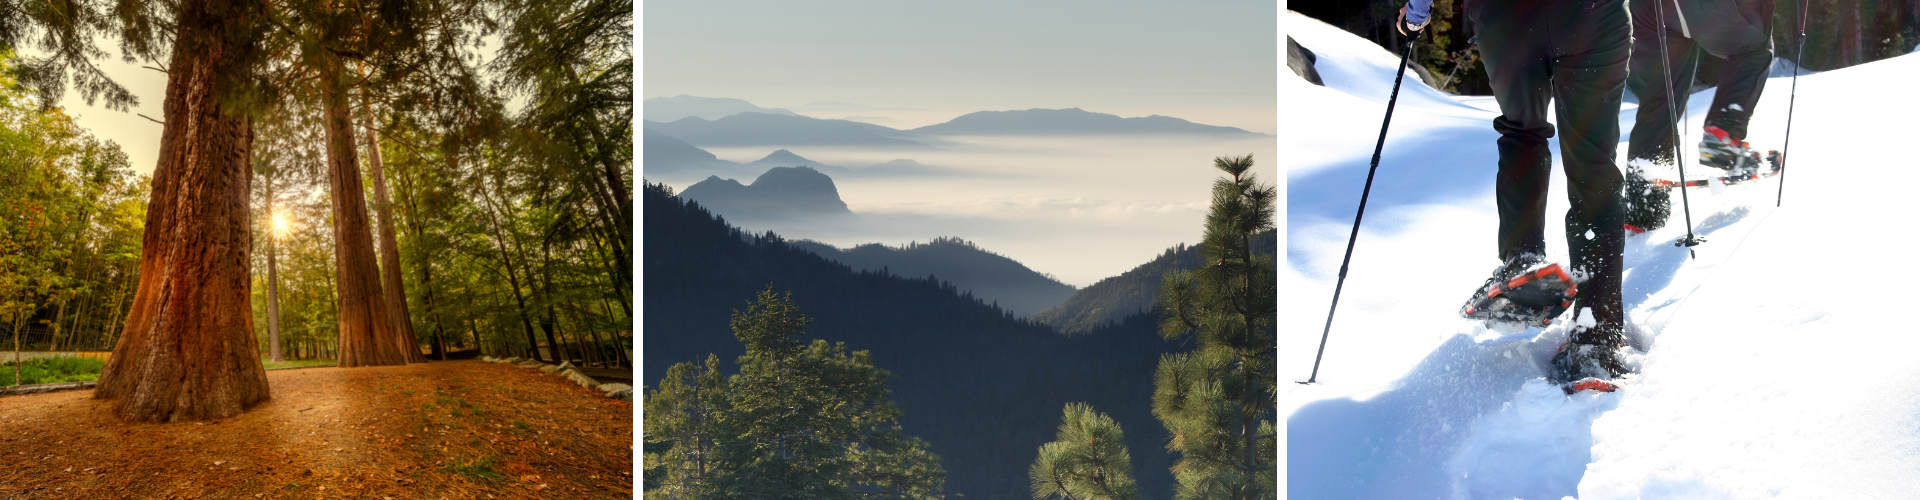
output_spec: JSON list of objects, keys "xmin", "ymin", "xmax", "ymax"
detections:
[{"xmin": 1285, "ymin": 10, "xmax": 1920, "ymax": 499}]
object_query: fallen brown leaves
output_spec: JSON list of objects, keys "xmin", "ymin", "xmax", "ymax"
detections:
[{"xmin": 0, "ymin": 360, "xmax": 631, "ymax": 499}]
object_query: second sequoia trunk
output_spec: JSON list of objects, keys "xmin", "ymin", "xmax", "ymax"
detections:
[
  {"xmin": 321, "ymin": 57, "xmax": 405, "ymax": 368},
  {"xmin": 362, "ymin": 110, "xmax": 426, "ymax": 363}
]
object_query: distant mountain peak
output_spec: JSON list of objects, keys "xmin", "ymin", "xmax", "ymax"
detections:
[
  {"xmin": 646, "ymin": 112, "xmax": 934, "ymax": 149},
  {"xmin": 677, "ymin": 166, "xmax": 852, "ymax": 222},
  {"xmin": 643, "ymin": 95, "xmax": 800, "ymax": 123},
  {"xmin": 754, "ymin": 149, "xmax": 813, "ymax": 164},
  {"xmin": 910, "ymin": 108, "xmax": 1262, "ymax": 137}
]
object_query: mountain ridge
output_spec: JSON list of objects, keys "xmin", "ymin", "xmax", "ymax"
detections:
[
  {"xmin": 911, "ymin": 107, "xmax": 1268, "ymax": 136},
  {"xmin": 787, "ymin": 237, "xmax": 1079, "ymax": 318},
  {"xmin": 1032, "ymin": 229, "xmax": 1277, "ymax": 334},
  {"xmin": 645, "ymin": 112, "xmax": 934, "ymax": 149},
  {"xmin": 643, "ymin": 95, "xmax": 799, "ymax": 122}
]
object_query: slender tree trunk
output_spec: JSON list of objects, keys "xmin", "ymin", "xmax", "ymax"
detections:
[
  {"xmin": 67, "ymin": 292, "xmax": 86, "ymax": 352},
  {"xmin": 598, "ymin": 298, "xmax": 628, "ymax": 368},
  {"xmin": 395, "ymin": 144, "xmax": 449, "ymax": 361},
  {"xmin": 361, "ymin": 105, "xmax": 425, "ymax": 363},
  {"xmin": 70, "ymin": 299, "xmax": 88, "ymax": 353},
  {"xmin": 267, "ymin": 176, "xmax": 285, "ymax": 363},
  {"xmin": 48, "ymin": 299, "xmax": 66, "ymax": 352},
  {"xmin": 474, "ymin": 173, "xmax": 546, "ymax": 363},
  {"xmin": 320, "ymin": 57, "xmax": 404, "ymax": 368},
  {"xmin": 102, "ymin": 274, "xmax": 129, "ymax": 351},
  {"xmin": 537, "ymin": 237, "xmax": 571, "ymax": 364},
  {"xmin": 12, "ymin": 312, "xmax": 25, "ymax": 385},
  {"xmin": 94, "ymin": 0, "xmax": 272, "ymax": 421}
]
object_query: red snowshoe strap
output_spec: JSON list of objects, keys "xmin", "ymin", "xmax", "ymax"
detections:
[
  {"xmin": 1487, "ymin": 263, "xmax": 1577, "ymax": 301},
  {"xmin": 1562, "ymin": 378, "xmax": 1620, "ymax": 394},
  {"xmin": 1624, "ymin": 223, "xmax": 1646, "ymax": 235},
  {"xmin": 1704, "ymin": 125, "xmax": 1735, "ymax": 144}
]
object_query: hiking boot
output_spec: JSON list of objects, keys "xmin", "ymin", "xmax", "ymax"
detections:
[
  {"xmin": 1548, "ymin": 330, "xmax": 1628, "ymax": 385},
  {"xmin": 1699, "ymin": 126, "xmax": 1752, "ymax": 170}
]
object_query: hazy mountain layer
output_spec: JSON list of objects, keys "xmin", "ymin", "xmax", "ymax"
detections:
[
  {"xmin": 644, "ymin": 112, "xmax": 933, "ymax": 149},
  {"xmin": 787, "ymin": 237, "xmax": 1079, "ymax": 318},
  {"xmin": 642, "ymin": 128, "xmax": 746, "ymax": 176},
  {"xmin": 643, "ymin": 95, "xmax": 798, "ymax": 122},
  {"xmin": 911, "ymin": 107, "xmax": 1267, "ymax": 136}
]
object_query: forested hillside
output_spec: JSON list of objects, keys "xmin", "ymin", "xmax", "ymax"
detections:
[
  {"xmin": 1033, "ymin": 230, "xmax": 1275, "ymax": 335},
  {"xmin": 787, "ymin": 237, "xmax": 1079, "ymax": 318},
  {"xmin": 643, "ymin": 182, "xmax": 1179, "ymax": 499}
]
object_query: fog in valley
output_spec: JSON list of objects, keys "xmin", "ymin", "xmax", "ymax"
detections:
[{"xmin": 653, "ymin": 132, "xmax": 1277, "ymax": 287}]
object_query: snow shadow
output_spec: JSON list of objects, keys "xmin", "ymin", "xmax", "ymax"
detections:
[
  {"xmin": 1289, "ymin": 328, "xmax": 1585, "ymax": 499},
  {"xmin": 1287, "ymin": 134, "xmax": 1499, "ymax": 229},
  {"xmin": 1620, "ymin": 204, "xmax": 1756, "ymax": 330},
  {"xmin": 1446, "ymin": 379, "xmax": 1622, "ymax": 500}
]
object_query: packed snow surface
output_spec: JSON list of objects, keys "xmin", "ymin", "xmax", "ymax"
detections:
[{"xmin": 1284, "ymin": 11, "xmax": 1920, "ymax": 499}]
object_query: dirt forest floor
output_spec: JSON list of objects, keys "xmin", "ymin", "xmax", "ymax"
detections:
[{"xmin": 0, "ymin": 360, "xmax": 632, "ymax": 499}]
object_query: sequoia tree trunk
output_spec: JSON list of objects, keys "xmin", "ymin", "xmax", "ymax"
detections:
[
  {"xmin": 93, "ymin": 0, "xmax": 272, "ymax": 422},
  {"xmin": 320, "ymin": 58, "xmax": 404, "ymax": 368},
  {"xmin": 361, "ymin": 109, "xmax": 425, "ymax": 363}
]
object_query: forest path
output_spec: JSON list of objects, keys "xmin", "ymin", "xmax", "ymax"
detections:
[{"xmin": 0, "ymin": 360, "xmax": 630, "ymax": 499}]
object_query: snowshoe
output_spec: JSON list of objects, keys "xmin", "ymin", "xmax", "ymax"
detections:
[
  {"xmin": 1560, "ymin": 377, "xmax": 1621, "ymax": 394},
  {"xmin": 1652, "ymin": 148, "xmax": 1781, "ymax": 190},
  {"xmin": 1461, "ymin": 256, "xmax": 1578, "ymax": 328},
  {"xmin": 1699, "ymin": 126, "xmax": 1754, "ymax": 170}
]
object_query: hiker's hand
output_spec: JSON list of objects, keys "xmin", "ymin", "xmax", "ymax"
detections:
[{"xmin": 1398, "ymin": 6, "xmax": 1428, "ymax": 36}]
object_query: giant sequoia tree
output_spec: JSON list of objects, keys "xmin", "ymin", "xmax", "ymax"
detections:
[
  {"xmin": 6, "ymin": 0, "xmax": 626, "ymax": 422},
  {"xmin": 3, "ymin": 0, "xmax": 278, "ymax": 422}
]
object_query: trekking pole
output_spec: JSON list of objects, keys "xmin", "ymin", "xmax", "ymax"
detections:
[
  {"xmin": 1657, "ymin": 0, "xmax": 1705, "ymax": 258},
  {"xmin": 1304, "ymin": 35, "xmax": 1417, "ymax": 385},
  {"xmin": 1777, "ymin": 0, "xmax": 1810, "ymax": 207}
]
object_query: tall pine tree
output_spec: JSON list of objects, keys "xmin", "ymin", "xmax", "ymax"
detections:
[{"xmin": 1152, "ymin": 155, "xmax": 1277, "ymax": 499}]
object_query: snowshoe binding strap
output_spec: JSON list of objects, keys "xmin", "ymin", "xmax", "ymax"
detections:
[
  {"xmin": 1461, "ymin": 263, "xmax": 1578, "ymax": 327},
  {"xmin": 1561, "ymin": 377, "xmax": 1620, "ymax": 394}
]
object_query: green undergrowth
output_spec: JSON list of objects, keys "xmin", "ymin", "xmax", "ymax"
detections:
[
  {"xmin": 262, "ymin": 358, "xmax": 336, "ymax": 370},
  {"xmin": 444, "ymin": 455, "xmax": 504, "ymax": 483},
  {"xmin": 2, "ymin": 357, "xmax": 105, "ymax": 385}
]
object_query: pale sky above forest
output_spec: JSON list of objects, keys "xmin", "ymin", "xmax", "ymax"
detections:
[{"xmin": 643, "ymin": 0, "xmax": 1278, "ymax": 134}]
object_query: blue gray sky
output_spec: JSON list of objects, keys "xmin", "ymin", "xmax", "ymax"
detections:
[{"xmin": 644, "ymin": 0, "xmax": 1277, "ymax": 134}]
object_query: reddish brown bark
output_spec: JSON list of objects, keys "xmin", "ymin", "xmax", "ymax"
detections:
[
  {"xmin": 362, "ymin": 112, "xmax": 426, "ymax": 363},
  {"xmin": 93, "ymin": 0, "xmax": 271, "ymax": 422},
  {"xmin": 321, "ymin": 60, "xmax": 405, "ymax": 368}
]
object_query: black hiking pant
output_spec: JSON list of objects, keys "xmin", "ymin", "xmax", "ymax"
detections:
[
  {"xmin": 1468, "ymin": 0, "xmax": 1629, "ymax": 341},
  {"xmin": 1626, "ymin": 0, "xmax": 1777, "ymax": 164}
]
